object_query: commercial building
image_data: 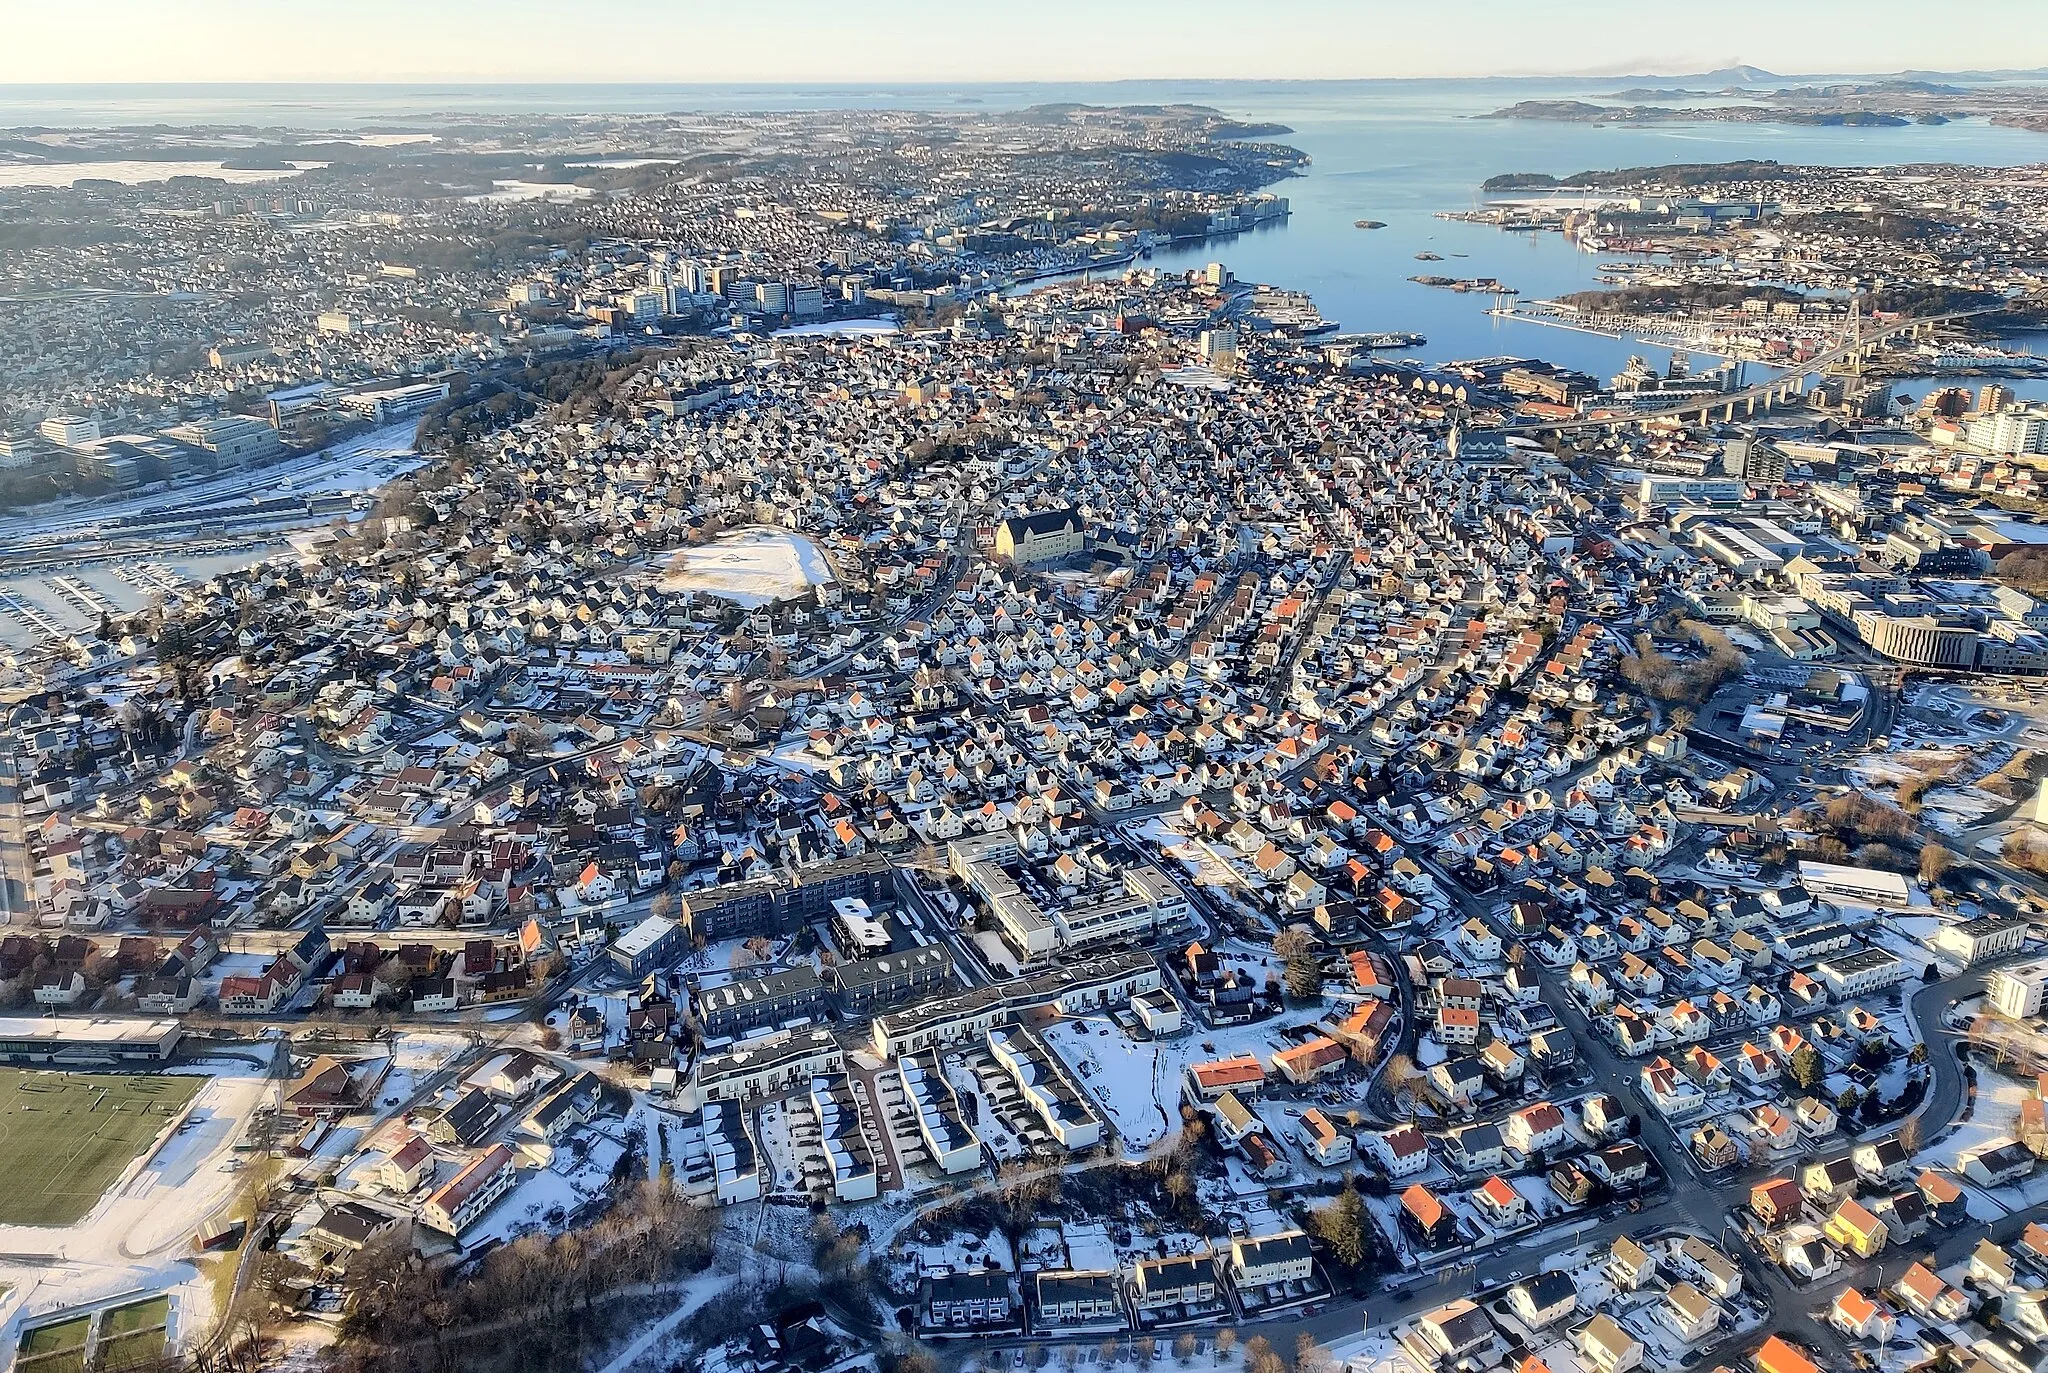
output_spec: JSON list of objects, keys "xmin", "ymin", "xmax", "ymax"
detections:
[
  {"xmin": 1850, "ymin": 602, "xmax": 1980, "ymax": 669},
  {"xmin": 337, "ymin": 381, "xmax": 451, "ymax": 423},
  {"xmin": 610, "ymin": 915, "xmax": 685, "ymax": 975},
  {"xmin": 1637, "ymin": 475, "xmax": 1746, "ymax": 508},
  {"xmin": 37, "ymin": 415, "xmax": 100, "ymax": 448},
  {"xmin": 165, "ymin": 415, "xmax": 284, "ymax": 468},
  {"xmin": 1796, "ymin": 862, "xmax": 1910, "ymax": 907},
  {"xmin": 0, "ymin": 1015, "xmax": 183, "ymax": 1066}
]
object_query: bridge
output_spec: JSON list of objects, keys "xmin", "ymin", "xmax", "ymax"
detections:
[{"xmin": 1491, "ymin": 304, "xmax": 2007, "ymax": 435}]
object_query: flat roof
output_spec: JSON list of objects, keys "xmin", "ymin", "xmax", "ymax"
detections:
[
  {"xmin": 614, "ymin": 915, "xmax": 679, "ymax": 957},
  {"xmin": 0, "ymin": 1015, "xmax": 182, "ymax": 1045}
]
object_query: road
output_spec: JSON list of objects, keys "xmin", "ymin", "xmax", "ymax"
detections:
[{"xmin": 0, "ymin": 743, "xmax": 28, "ymax": 925}]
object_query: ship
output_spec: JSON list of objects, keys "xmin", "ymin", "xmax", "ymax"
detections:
[
  {"xmin": 1354, "ymin": 219, "xmax": 1388, "ymax": 229},
  {"xmin": 1350, "ymin": 332, "xmax": 1426, "ymax": 350}
]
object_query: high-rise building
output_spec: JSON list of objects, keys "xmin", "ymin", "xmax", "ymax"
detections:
[
  {"xmin": 791, "ymin": 285, "xmax": 824, "ymax": 318},
  {"xmin": 755, "ymin": 281, "xmax": 790, "ymax": 314},
  {"xmin": 1741, "ymin": 440, "xmax": 1787, "ymax": 485},
  {"xmin": 1199, "ymin": 327, "xmax": 1238, "ymax": 372},
  {"xmin": 707, "ymin": 264, "xmax": 738, "ymax": 298},
  {"xmin": 1964, "ymin": 408, "xmax": 2048, "ymax": 455},
  {"xmin": 1979, "ymin": 383, "xmax": 2016, "ymax": 414}
]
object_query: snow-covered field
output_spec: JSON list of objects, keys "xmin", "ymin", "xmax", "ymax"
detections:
[
  {"xmin": 0, "ymin": 160, "xmax": 323, "ymax": 189},
  {"xmin": 1159, "ymin": 365, "xmax": 1233, "ymax": 391},
  {"xmin": 769, "ymin": 318, "xmax": 899, "ymax": 339},
  {"xmin": 656, "ymin": 527, "xmax": 835, "ymax": 608},
  {"xmin": 1040, "ymin": 1009, "xmax": 1315, "ymax": 1160}
]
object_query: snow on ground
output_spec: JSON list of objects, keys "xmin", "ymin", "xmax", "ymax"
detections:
[
  {"xmin": 1159, "ymin": 365, "xmax": 1232, "ymax": 391},
  {"xmin": 1930, "ymin": 1065, "xmax": 2048, "ymax": 1220},
  {"xmin": 464, "ymin": 1127, "xmax": 628, "ymax": 1249},
  {"xmin": 1041, "ymin": 1018, "xmax": 1173, "ymax": 1153},
  {"xmin": 656, "ymin": 527, "xmax": 835, "ymax": 608},
  {"xmin": 769, "ymin": 318, "xmax": 899, "ymax": 338},
  {"xmin": 1850, "ymin": 744, "xmax": 1974, "ymax": 788},
  {"xmin": 1040, "ymin": 1010, "xmax": 1298, "ymax": 1160},
  {"xmin": 1920, "ymin": 785, "xmax": 2008, "ymax": 831},
  {"xmin": 1927, "ymin": 1066, "xmax": 2025, "ymax": 1169},
  {"xmin": 1129, "ymin": 816, "xmax": 1245, "ymax": 891}
]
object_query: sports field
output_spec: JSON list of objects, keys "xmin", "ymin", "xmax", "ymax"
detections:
[{"xmin": 0, "ymin": 1069, "xmax": 201, "ymax": 1226}]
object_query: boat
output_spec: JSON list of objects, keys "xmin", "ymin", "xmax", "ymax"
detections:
[
  {"xmin": 1354, "ymin": 219, "xmax": 1388, "ymax": 229},
  {"xmin": 1414, "ymin": 252, "xmax": 1444, "ymax": 261}
]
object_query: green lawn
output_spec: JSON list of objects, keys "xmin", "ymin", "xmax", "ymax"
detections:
[
  {"xmin": 15, "ymin": 1351, "xmax": 86, "ymax": 1373},
  {"xmin": 0, "ymin": 1070, "xmax": 202, "ymax": 1226},
  {"xmin": 17, "ymin": 1316, "xmax": 91, "ymax": 1356},
  {"xmin": 95, "ymin": 1328, "xmax": 169, "ymax": 1370},
  {"xmin": 100, "ymin": 1296, "xmax": 171, "ymax": 1336}
]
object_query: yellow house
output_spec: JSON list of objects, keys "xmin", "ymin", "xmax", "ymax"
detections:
[
  {"xmin": 1825, "ymin": 1198, "xmax": 1888, "ymax": 1260},
  {"xmin": 995, "ymin": 509, "xmax": 1084, "ymax": 567}
]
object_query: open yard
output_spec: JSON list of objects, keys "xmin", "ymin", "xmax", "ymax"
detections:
[
  {"xmin": 0, "ymin": 1070, "xmax": 201, "ymax": 1226},
  {"xmin": 655, "ymin": 527, "xmax": 835, "ymax": 607}
]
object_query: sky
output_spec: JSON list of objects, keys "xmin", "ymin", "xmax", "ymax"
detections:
[{"xmin": 7, "ymin": 0, "xmax": 2048, "ymax": 85}]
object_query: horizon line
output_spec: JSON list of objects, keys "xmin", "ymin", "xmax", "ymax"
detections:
[{"xmin": 5, "ymin": 66, "xmax": 2047, "ymax": 89}]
